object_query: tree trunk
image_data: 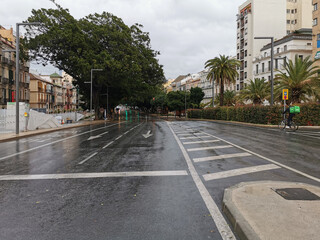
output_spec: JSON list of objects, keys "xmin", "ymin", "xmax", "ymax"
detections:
[
  {"xmin": 220, "ymin": 79, "xmax": 224, "ymax": 106},
  {"xmin": 93, "ymin": 89, "xmax": 100, "ymax": 120}
]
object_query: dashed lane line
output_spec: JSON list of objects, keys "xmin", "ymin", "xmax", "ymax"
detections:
[
  {"xmin": 187, "ymin": 145, "xmax": 233, "ymax": 152},
  {"xmin": 102, "ymin": 141, "xmax": 114, "ymax": 149},
  {"xmin": 183, "ymin": 140, "xmax": 221, "ymax": 145},
  {"xmin": 0, "ymin": 170, "xmax": 189, "ymax": 181},
  {"xmin": 167, "ymin": 122, "xmax": 236, "ymax": 240},
  {"xmin": 203, "ymin": 164, "xmax": 281, "ymax": 181},
  {"xmin": 180, "ymin": 136, "xmax": 212, "ymax": 140},
  {"xmin": 0, "ymin": 122, "xmax": 124, "ymax": 162},
  {"xmin": 194, "ymin": 153, "xmax": 252, "ymax": 163},
  {"xmin": 78, "ymin": 152, "xmax": 98, "ymax": 165}
]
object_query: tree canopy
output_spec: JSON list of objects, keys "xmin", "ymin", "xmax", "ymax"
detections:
[{"xmin": 23, "ymin": 1, "xmax": 165, "ymax": 118}]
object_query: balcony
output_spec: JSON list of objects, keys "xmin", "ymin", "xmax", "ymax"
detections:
[
  {"xmin": 1, "ymin": 77, "xmax": 9, "ymax": 84},
  {"xmin": 8, "ymin": 60, "xmax": 15, "ymax": 66},
  {"xmin": 1, "ymin": 57, "xmax": 9, "ymax": 64},
  {"xmin": 0, "ymin": 98, "xmax": 9, "ymax": 104}
]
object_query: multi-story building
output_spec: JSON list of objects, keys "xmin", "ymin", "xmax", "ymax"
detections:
[
  {"xmin": 236, "ymin": 0, "xmax": 312, "ymax": 91},
  {"xmin": 253, "ymin": 29, "xmax": 312, "ymax": 80},
  {"xmin": 163, "ymin": 79, "xmax": 175, "ymax": 93},
  {"xmin": 171, "ymin": 75, "xmax": 187, "ymax": 92},
  {"xmin": 29, "ymin": 73, "xmax": 54, "ymax": 112},
  {"xmin": 0, "ymin": 26, "xmax": 30, "ymax": 109},
  {"xmin": 62, "ymin": 71, "xmax": 77, "ymax": 110},
  {"xmin": 312, "ymin": 0, "xmax": 320, "ymax": 66}
]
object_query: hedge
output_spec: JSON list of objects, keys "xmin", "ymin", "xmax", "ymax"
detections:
[{"xmin": 187, "ymin": 103, "xmax": 320, "ymax": 126}]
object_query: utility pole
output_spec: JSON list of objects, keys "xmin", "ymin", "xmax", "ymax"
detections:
[
  {"xmin": 14, "ymin": 22, "xmax": 40, "ymax": 134},
  {"xmin": 254, "ymin": 37, "xmax": 274, "ymax": 106},
  {"xmin": 85, "ymin": 69, "xmax": 103, "ymax": 121}
]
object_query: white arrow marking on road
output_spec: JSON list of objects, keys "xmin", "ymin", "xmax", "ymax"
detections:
[
  {"xmin": 87, "ymin": 131, "xmax": 109, "ymax": 141},
  {"xmin": 142, "ymin": 130, "xmax": 153, "ymax": 139}
]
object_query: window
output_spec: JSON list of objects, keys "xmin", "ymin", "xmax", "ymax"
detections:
[
  {"xmin": 275, "ymin": 59, "xmax": 278, "ymax": 69},
  {"xmin": 313, "ymin": 18, "xmax": 318, "ymax": 26},
  {"xmin": 277, "ymin": 48, "xmax": 280, "ymax": 53},
  {"xmin": 268, "ymin": 76, "xmax": 271, "ymax": 82},
  {"xmin": 245, "ymin": 61, "xmax": 247, "ymax": 68},
  {"xmin": 287, "ymin": 9, "xmax": 290, "ymax": 14},
  {"xmin": 256, "ymin": 64, "xmax": 259, "ymax": 74},
  {"xmin": 295, "ymin": 9, "xmax": 297, "ymax": 14},
  {"xmin": 307, "ymin": 43, "xmax": 312, "ymax": 46},
  {"xmin": 299, "ymin": 55, "xmax": 303, "ymax": 60},
  {"xmin": 284, "ymin": 45, "xmax": 287, "ymax": 51},
  {"xmin": 291, "ymin": 9, "xmax": 294, "ymax": 14},
  {"xmin": 245, "ymin": 41, "xmax": 248, "ymax": 46},
  {"xmin": 317, "ymin": 34, "xmax": 320, "ymax": 41},
  {"xmin": 237, "ymin": 53, "xmax": 239, "ymax": 59},
  {"xmin": 287, "ymin": 20, "xmax": 290, "ymax": 24},
  {"xmin": 237, "ymin": 84, "xmax": 239, "ymax": 91},
  {"xmin": 262, "ymin": 63, "xmax": 265, "ymax": 72},
  {"xmin": 314, "ymin": 3, "xmax": 318, "ymax": 11},
  {"xmin": 245, "ymin": 50, "xmax": 247, "ymax": 57},
  {"xmin": 287, "ymin": 30, "xmax": 291, "ymax": 35},
  {"xmin": 244, "ymin": 72, "xmax": 247, "ymax": 79},
  {"xmin": 268, "ymin": 61, "xmax": 271, "ymax": 71}
]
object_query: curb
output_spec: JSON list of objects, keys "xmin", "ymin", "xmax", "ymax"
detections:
[
  {"xmin": 0, "ymin": 120, "xmax": 112, "ymax": 143},
  {"xmin": 222, "ymin": 181, "xmax": 320, "ymax": 240}
]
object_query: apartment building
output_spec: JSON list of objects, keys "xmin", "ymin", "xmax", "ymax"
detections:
[
  {"xmin": 236, "ymin": 0, "xmax": 312, "ymax": 91},
  {"xmin": 0, "ymin": 26, "xmax": 30, "ymax": 109},
  {"xmin": 312, "ymin": 0, "xmax": 320, "ymax": 66},
  {"xmin": 253, "ymin": 29, "xmax": 312, "ymax": 80},
  {"xmin": 29, "ymin": 73, "xmax": 54, "ymax": 112}
]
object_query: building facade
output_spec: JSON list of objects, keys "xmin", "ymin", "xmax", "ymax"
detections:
[
  {"xmin": 0, "ymin": 26, "xmax": 30, "ymax": 109},
  {"xmin": 253, "ymin": 30, "xmax": 312, "ymax": 80},
  {"xmin": 312, "ymin": 0, "xmax": 320, "ymax": 66},
  {"xmin": 236, "ymin": 0, "xmax": 312, "ymax": 91}
]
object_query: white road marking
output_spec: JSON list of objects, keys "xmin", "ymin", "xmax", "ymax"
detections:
[
  {"xmin": 0, "ymin": 170, "xmax": 188, "ymax": 181},
  {"xmin": 102, "ymin": 141, "xmax": 114, "ymax": 149},
  {"xmin": 167, "ymin": 122, "xmax": 236, "ymax": 240},
  {"xmin": 124, "ymin": 131, "xmax": 129, "ymax": 135},
  {"xmin": 115, "ymin": 135, "xmax": 123, "ymax": 141},
  {"xmin": 87, "ymin": 131, "xmax": 109, "ymax": 141},
  {"xmin": 194, "ymin": 153, "xmax": 252, "ymax": 163},
  {"xmin": 78, "ymin": 152, "xmax": 98, "ymax": 165},
  {"xmin": 0, "ymin": 122, "xmax": 124, "ymax": 162},
  {"xmin": 183, "ymin": 140, "xmax": 220, "ymax": 145},
  {"xmin": 203, "ymin": 164, "xmax": 281, "ymax": 181},
  {"xmin": 290, "ymin": 132, "xmax": 320, "ymax": 140},
  {"xmin": 187, "ymin": 145, "xmax": 232, "ymax": 152},
  {"xmin": 180, "ymin": 136, "xmax": 212, "ymax": 140},
  {"xmin": 177, "ymin": 133, "xmax": 194, "ymax": 136},
  {"xmin": 201, "ymin": 131, "xmax": 320, "ymax": 183}
]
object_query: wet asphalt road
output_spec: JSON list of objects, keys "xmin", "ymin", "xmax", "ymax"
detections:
[{"xmin": 0, "ymin": 117, "xmax": 319, "ymax": 240}]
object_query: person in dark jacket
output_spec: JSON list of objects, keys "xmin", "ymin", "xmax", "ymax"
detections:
[{"xmin": 283, "ymin": 106, "xmax": 295, "ymax": 126}]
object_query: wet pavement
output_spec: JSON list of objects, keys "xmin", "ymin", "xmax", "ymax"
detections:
[{"xmin": 0, "ymin": 117, "xmax": 319, "ymax": 239}]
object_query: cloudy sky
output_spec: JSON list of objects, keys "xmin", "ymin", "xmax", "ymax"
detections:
[{"xmin": 1, "ymin": 0, "xmax": 244, "ymax": 79}]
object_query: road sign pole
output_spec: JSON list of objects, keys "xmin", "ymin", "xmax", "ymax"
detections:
[{"xmin": 284, "ymin": 99, "xmax": 286, "ymax": 120}]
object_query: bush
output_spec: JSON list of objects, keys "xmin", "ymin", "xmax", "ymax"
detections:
[{"xmin": 187, "ymin": 103, "xmax": 320, "ymax": 126}]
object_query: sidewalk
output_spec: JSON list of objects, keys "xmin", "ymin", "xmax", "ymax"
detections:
[
  {"xmin": 0, "ymin": 120, "xmax": 109, "ymax": 143},
  {"xmin": 223, "ymin": 181, "xmax": 320, "ymax": 240}
]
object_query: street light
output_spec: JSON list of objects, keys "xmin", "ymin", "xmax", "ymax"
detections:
[
  {"xmin": 254, "ymin": 36, "xmax": 274, "ymax": 106},
  {"xmin": 15, "ymin": 22, "xmax": 41, "ymax": 134},
  {"xmin": 212, "ymin": 80, "xmax": 215, "ymax": 108},
  {"xmin": 85, "ymin": 69, "xmax": 103, "ymax": 121}
]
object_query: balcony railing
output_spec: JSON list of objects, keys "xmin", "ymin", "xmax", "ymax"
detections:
[{"xmin": 1, "ymin": 57, "xmax": 9, "ymax": 64}]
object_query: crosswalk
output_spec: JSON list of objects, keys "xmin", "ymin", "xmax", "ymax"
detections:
[{"xmin": 171, "ymin": 124, "xmax": 284, "ymax": 182}]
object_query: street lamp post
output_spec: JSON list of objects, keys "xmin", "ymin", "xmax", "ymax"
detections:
[
  {"xmin": 85, "ymin": 69, "xmax": 103, "ymax": 121},
  {"xmin": 254, "ymin": 37, "xmax": 274, "ymax": 106},
  {"xmin": 14, "ymin": 22, "xmax": 40, "ymax": 134},
  {"xmin": 212, "ymin": 80, "xmax": 215, "ymax": 108}
]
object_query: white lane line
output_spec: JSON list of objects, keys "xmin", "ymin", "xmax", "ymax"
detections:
[
  {"xmin": 102, "ymin": 141, "xmax": 114, "ymax": 149},
  {"xmin": 167, "ymin": 122, "xmax": 236, "ymax": 240},
  {"xmin": 180, "ymin": 136, "xmax": 212, "ymax": 140},
  {"xmin": 177, "ymin": 133, "xmax": 194, "ymax": 136},
  {"xmin": 0, "ymin": 170, "xmax": 188, "ymax": 181},
  {"xmin": 194, "ymin": 153, "xmax": 252, "ymax": 163},
  {"xmin": 203, "ymin": 164, "xmax": 281, "ymax": 181},
  {"xmin": 183, "ymin": 140, "xmax": 220, "ymax": 145},
  {"xmin": 0, "ymin": 122, "xmax": 124, "ymax": 162},
  {"xmin": 78, "ymin": 152, "xmax": 98, "ymax": 165},
  {"xmin": 115, "ymin": 135, "xmax": 123, "ymax": 141},
  {"xmin": 124, "ymin": 131, "xmax": 129, "ymax": 135},
  {"xmin": 201, "ymin": 131, "xmax": 320, "ymax": 183},
  {"xmin": 187, "ymin": 145, "xmax": 232, "ymax": 152}
]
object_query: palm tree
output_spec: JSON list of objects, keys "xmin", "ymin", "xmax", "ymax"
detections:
[
  {"xmin": 238, "ymin": 78, "xmax": 269, "ymax": 105},
  {"xmin": 205, "ymin": 55, "xmax": 240, "ymax": 106},
  {"xmin": 274, "ymin": 55, "xmax": 320, "ymax": 103},
  {"xmin": 214, "ymin": 90, "xmax": 236, "ymax": 106}
]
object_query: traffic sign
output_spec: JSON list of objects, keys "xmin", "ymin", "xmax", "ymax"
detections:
[{"xmin": 282, "ymin": 89, "xmax": 289, "ymax": 100}]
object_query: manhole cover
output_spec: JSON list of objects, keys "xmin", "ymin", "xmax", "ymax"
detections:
[{"xmin": 274, "ymin": 188, "xmax": 320, "ymax": 201}]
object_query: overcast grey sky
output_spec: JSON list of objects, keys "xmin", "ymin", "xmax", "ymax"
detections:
[{"xmin": 1, "ymin": 0, "xmax": 244, "ymax": 79}]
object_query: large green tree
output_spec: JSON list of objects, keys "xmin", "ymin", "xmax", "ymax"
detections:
[
  {"xmin": 23, "ymin": 1, "xmax": 165, "ymax": 118},
  {"xmin": 189, "ymin": 87, "xmax": 205, "ymax": 108},
  {"xmin": 205, "ymin": 55, "xmax": 240, "ymax": 106},
  {"xmin": 274, "ymin": 55, "xmax": 320, "ymax": 103},
  {"xmin": 238, "ymin": 78, "xmax": 269, "ymax": 105}
]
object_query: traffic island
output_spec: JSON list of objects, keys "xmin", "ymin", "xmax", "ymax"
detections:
[{"xmin": 222, "ymin": 181, "xmax": 320, "ymax": 240}]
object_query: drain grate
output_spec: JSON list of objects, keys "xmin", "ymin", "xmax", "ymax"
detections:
[{"xmin": 274, "ymin": 188, "xmax": 320, "ymax": 201}]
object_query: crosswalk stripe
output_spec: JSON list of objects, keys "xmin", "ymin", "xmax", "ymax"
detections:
[
  {"xmin": 180, "ymin": 136, "xmax": 212, "ymax": 140},
  {"xmin": 187, "ymin": 145, "xmax": 232, "ymax": 152},
  {"xmin": 203, "ymin": 164, "xmax": 280, "ymax": 181},
  {"xmin": 183, "ymin": 140, "xmax": 220, "ymax": 145},
  {"xmin": 194, "ymin": 153, "xmax": 252, "ymax": 162}
]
